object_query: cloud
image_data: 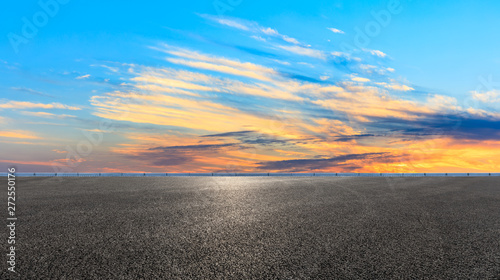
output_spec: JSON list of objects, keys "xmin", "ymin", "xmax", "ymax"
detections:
[
  {"xmin": 351, "ymin": 75, "xmax": 370, "ymax": 83},
  {"xmin": 90, "ymin": 91, "xmax": 295, "ymax": 134},
  {"xmin": 166, "ymin": 58, "xmax": 275, "ymax": 82},
  {"xmin": 312, "ymin": 84, "xmax": 436, "ymax": 121},
  {"xmin": 202, "ymin": 130, "xmax": 291, "ymax": 146},
  {"xmin": 376, "ymin": 82, "xmax": 414, "ymax": 91},
  {"xmin": 156, "ymin": 44, "xmax": 278, "ymax": 82},
  {"xmin": 201, "ymin": 14, "xmax": 303, "ymax": 45},
  {"xmin": 86, "ymin": 39, "xmax": 500, "ymax": 173},
  {"xmin": 211, "ymin": 18, "xmax": 250, "ymax": 31},
  {"xmin": 327, "ymin": 27, "xmax": 345, "ymax": 34},
  {"xmin": 202, "ymin": 130, "xmax": 255, "ymax": 138},
  {"xmin": 149, "ymin": 143, "xmax": 237, "ymax": 151},
  {"xmin": 7, "ymin": 13, "xmax": 500, "ymax": 173},
  {"xmin": 257, "ymin": 152, "xmax": 389, "ymax": 171},
  {"xmin": 0, "ymin": 130, "xmax": 40, "ymax": 139},
  {"xmin": 282, "ymin": 36, "xmax": 300, "ymax": 45},
  {"xmin": 259, "ymin": 27, "xmax": 300, "ymax": 44},
  {"xmin": 387, "ymin": 84, "xmax": 414, "ymax": 91},
  {"xmin": 366, "ymin": 49, "xmax": 387, "ymax": 58},
  {"xmin": 358, "ymin": 64, "xmax": 394, "ymax": 76},
  {"xmin": 76, "ymin": 74, "xmax": 90, "ymax": 79},
  {"xmin": 122, "ymin": 139, "xmax": 248, "ymax": 170},
  {"xmin": 472, "ymin": 90, "xmax": 500, "ymax": 103},
  {"xmin": 90, "ymin": 64, "xmax": 119, "ymax": 73},
  {"xmin": 277, "ymin": 45, "xmax": 325, "ymax": 59},
  {"xmin": 133, "ymin": 75, "xmax": 215, "ymax": 91},
  {"xmin": 0, "ymin": 101, "xmax": 81, "ymax": 110},
  {"xmin": 260, "ymin": 27, "xmax": 278, "ymax": 36},
  {"xmin": 250, "ymin": 35, "xmax": 266, "ymax": 42},
  {"xmin": 20, "ymin": 111, "xmax": 77, "ymax": 119},
  {"xmin": 334, "ymin": 134, "xmax": 376, "ymax": 142},
  {"xmin": 10, "ymin": 87, "xmax": 53, "ymax": 97},
  {"xmin": 130, "ymin": 64, "xmax": 303, "ymax": 101},
  {"xmin": 359, "ymin": 64, "xmax": 376, "ymax": 72},
  {"xmin": 330, "ymin": 51, "xmax": 360, "ymax": 61},
  {"xmin": 367, "ymin": 112, "xmax": 500, "ymax": 142}
]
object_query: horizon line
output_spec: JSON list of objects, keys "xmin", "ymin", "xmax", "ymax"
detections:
[{"xmin": 3, "ymin": 172, "xmax": 500, "ymax": 177}]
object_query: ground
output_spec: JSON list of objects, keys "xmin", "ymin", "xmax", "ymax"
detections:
[{"xmin": 2, "ymin": 177, "xmax": 500, "ymax": 279}]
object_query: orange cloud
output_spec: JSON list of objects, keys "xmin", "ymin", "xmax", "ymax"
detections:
[
  {"xmin": 81, "ymin": 44, "xmax": 500, "ymax": 173},
  {"xmin": 0, "ymin": 131, "xmax": 40, "ymax": 139}
]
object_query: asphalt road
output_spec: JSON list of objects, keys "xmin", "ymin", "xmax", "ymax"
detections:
[{"xmin": 2, "ymin": 177, "xmax": 500, "ymax": 279}]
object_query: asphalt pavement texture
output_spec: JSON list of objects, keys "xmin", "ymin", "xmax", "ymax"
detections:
[{"xmin": 2, "ymin": 176, "xmax": 500, "ymax": 279}]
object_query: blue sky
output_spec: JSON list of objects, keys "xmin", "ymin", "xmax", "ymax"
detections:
[
  {"xmin": 1, "ymin": 0, "xmax": 500, "ymax": 172},
  {"xmin": 3, "ymin": 0, "xmax": 500, "ymax": 97}
]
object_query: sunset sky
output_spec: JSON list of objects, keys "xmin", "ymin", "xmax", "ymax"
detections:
[{"xmin": 1, "ymin": 0, "xmax": 500, "ymax": 173}]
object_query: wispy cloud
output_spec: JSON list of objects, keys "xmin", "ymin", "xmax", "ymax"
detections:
[
  {"xmin": 200, "ymin": 14, "xmax": 303, "ymax": 45},
  {"xmin": 0, "ymin": 101, "xmax": 81, "ymax": 110},
  {"xmin": 76, "ymin": 74, "xmax": 90, "ymax": 79},
  {"xmin": 20, "ymin": 111, "xmax": 77, "ymax": 119},
  {"xmin": 155, "ymin": 44, "xmax": 278, "ymax": 82},
  {"xmin": 277, "ymin": 45, "xmax": 325, "ymax": 59},
  {"xmin": 0, "ymin": 130, "xmax": 41, "ymax": 139},
  {"xmin": 90, "ymin": 64, "xmax": 119, "ymax": 73},
  {"xmin": 327, "ymin": 27, "xmax": 345, "ymax": 34},
  {"xmin": 366, "ymin": 49, "xmax": 387, "ymax": 58},
  {"xmin": 257, "ymin": 153, "xmax": 391, "ymax": 172},
  {"xmin": 206, "ymin": 17, "xmax": 250, "ymax": 31},
  {"xmin": 10, "ymin": 87, "xmax": 53, "ymax": 97},
  {"xmin": 376, "ymin": 82, "xmax": 414, "ymax": 91}
]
